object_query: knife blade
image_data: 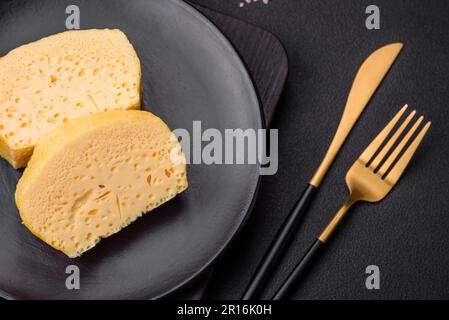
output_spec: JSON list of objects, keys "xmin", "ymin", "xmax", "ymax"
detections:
[{"xmin": 310, "ymin": 42, "xmax": 404, "ymax": 186}]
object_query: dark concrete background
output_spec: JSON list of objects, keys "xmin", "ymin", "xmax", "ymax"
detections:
[{"xmin": 190, "ymin": 0, "xmax": 449, "ymax": 299}]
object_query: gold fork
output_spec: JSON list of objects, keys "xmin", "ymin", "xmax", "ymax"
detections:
[{"xmin": 273, "ymin": 105, "xmax": 431, "ymax": 300}]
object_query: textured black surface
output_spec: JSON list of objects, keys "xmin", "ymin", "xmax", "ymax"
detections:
[
  {"xmin": 190, "ymin": 0, "xmax": 449, "ymax": 299},
  {"xmin": 0, "ymin": 0, "xmax": 263, "ymax": 299}
]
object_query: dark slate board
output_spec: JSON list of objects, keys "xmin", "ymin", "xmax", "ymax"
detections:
[
  {"xmin": 170, "ymin": 2, "xmax": 288, "ymax": 299},
  {"xmin": 192, "ymin": 4, "xmax": 288, "ymax": 127}
]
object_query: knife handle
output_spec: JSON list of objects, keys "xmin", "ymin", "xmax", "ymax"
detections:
[
  {"xmin": 241, "ymin": 184, "xmax": 317, "ymax": 300},
  {"xmin": 272, "ymin": 239, "xmax": 324, "ymax": 300}
]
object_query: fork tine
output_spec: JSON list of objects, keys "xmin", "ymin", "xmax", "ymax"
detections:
[
  {"xmin": 377, "ymin": 115, "xmax": 424, "ymax": 176},
  {"xmin": 384, "ymin": 121, "xmax": 431, "ymax": 183},
  {"xmin": 359, "ymin": 105, "xmax": 408, "ymax": 164},
  {"xmin": 369, "ymin": 110, "xmax": 416, "ymax": 169}
]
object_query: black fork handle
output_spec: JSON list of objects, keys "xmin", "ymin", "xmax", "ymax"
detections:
[
  {"xmin": 272, "ymin": 239, "xmax": 324, "ymax": 300},
  {"xmin": 241, "ymin": 184, "xmax": 317, "ymax": 300}
]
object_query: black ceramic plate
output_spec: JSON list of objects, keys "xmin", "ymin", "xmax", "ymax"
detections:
[{"xmin": 0, "ymin": 0, "xmax": 262, "ymax": 299}]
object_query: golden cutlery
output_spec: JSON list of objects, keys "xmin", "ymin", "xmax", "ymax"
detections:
[
  {"xmin": 242, "ymin": 42, "xmax": 403, "ymax": 300},
  {"xmin": 273, "ymin": 105, "xmax": 431, "ymax": 299}
]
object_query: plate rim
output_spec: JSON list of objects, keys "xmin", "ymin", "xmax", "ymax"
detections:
[{"xmin": 153, "ymin": 0, "xmax": 264, "ymax": 300}]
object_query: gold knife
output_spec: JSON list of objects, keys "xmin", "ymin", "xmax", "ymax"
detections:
[{"xmin": 242, "ymin": 42, "xmax": 403, "ymax": 300}]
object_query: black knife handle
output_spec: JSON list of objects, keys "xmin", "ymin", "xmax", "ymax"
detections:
[
  {"xmin": 272, "ymin": 239, "xmax": 324, "ymax": 300},
  {"xmin": 241, "ymin": 184, "xmax": 317, "ymax": 300}
]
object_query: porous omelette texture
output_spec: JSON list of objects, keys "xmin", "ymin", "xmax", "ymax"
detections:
[
  {"xmin": 15, "ymin": 110, "xmax": 188, "ymax": 258},
  {"xmin": 0, "ymin": 29, "xmax": 141, "ymax": 168}
]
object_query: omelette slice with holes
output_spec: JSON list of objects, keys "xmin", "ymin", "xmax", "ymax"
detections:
[
  {"xmin": 0, "ymin": 29, "xmax": 141, "ymax": 168},
  {"xmin": 15, "ymin": 110, "xmax": 188, "ymax": 258}
]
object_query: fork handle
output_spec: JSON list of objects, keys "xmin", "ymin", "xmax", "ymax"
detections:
[
  {"xmin": 272, "ymin": 199, "xmax": 355, "ymax": 299},
  {"xmin": 241, "ymin": 184, "xmax": 317, "ymax": 300},
  {"xmin": 272, "ymin": 239, "xmax": 324, "ymax": 300}
]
